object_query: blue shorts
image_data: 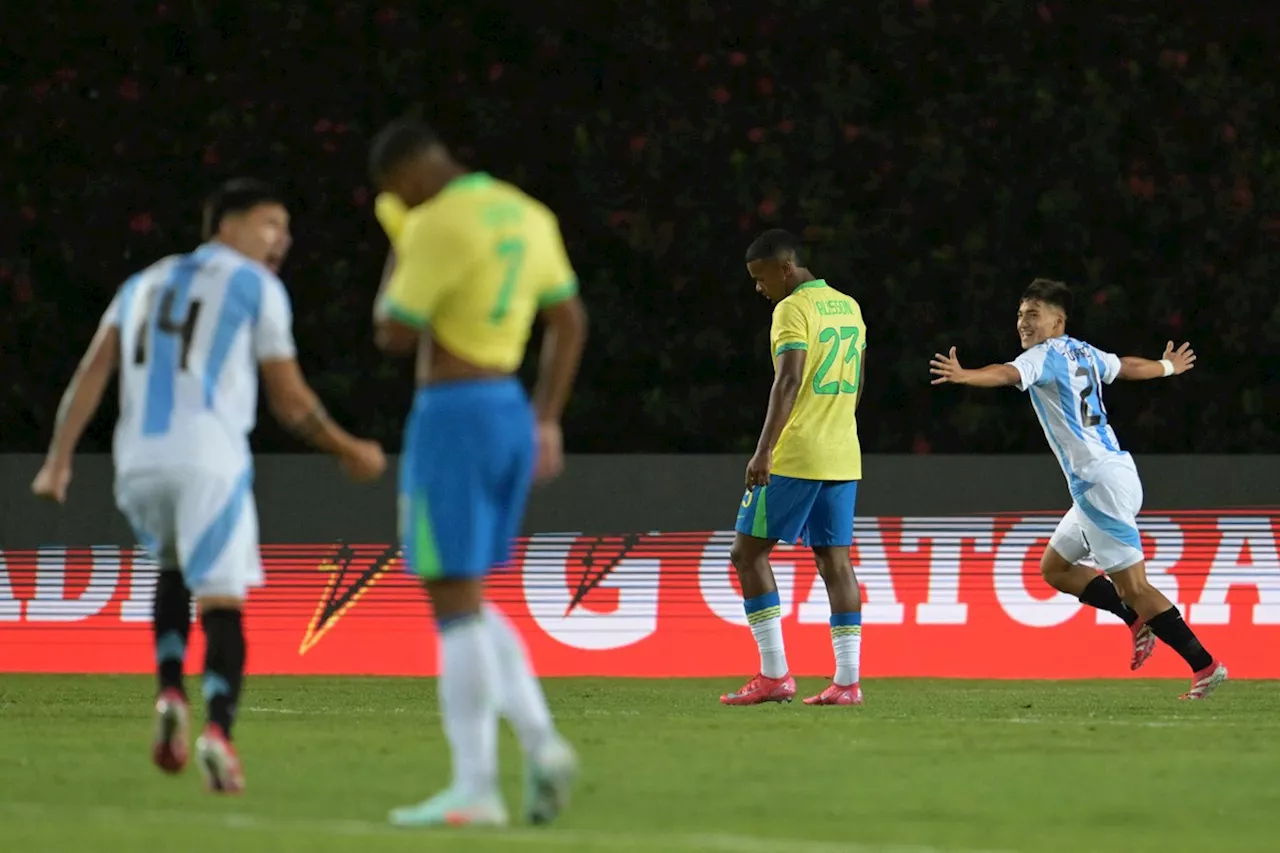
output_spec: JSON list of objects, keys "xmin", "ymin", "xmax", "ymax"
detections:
[
  {"xmin": 399, "ymin": 377, "xmax": 535, "ymax": 580},
  {"xmin": 734, "ymin": 475, "xmax": 858, "ymax": 547}
]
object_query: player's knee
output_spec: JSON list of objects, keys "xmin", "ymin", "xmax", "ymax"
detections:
[
  {"xmin": 812, "ymin": 547, "xmax": 853, "ymax": 584},
  {"xmin": 729, "ymin": 539, "xmax": 765, "ymax": 576},
  {"xmin": 195, "ymin": 594, "xmax": 244, "ymax": 615},
  {"xmin": 1039, "ymin": 548, "xmax": 1072, "ymax": 582},
  {"xmin": 1108, "ymin": 563, "xmax": 1150, "ymax": 600}
]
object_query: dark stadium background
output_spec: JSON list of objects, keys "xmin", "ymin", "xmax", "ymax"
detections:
[{"xmin": 4, "ymin": 0, "xmax": 1276, "ymax": 456}]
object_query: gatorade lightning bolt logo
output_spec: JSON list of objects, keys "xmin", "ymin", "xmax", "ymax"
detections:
[{"xmin": 298, "ymin": 543, "xmax": 400, "ymax": 655}]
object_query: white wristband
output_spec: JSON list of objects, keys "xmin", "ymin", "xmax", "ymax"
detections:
[{"xmin": 1159, "ymin": 359, "xmax": 1174, "ymax": 377}]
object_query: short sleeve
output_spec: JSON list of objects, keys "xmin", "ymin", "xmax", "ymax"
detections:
[
  {"xmin": 99, "ymin": 290, "xmax": 123, "ymax": 329},
  {"xmin": 255, "ymin": 275, "xmax": 297, "ymax": 362},
  {"xmin": 537, "ymin": 218, "xmax": 579, "ymax": 309},
  {"xmin": 771, "ymin": 298, "xmax": 808, "ymax": 357},
  {"xmin": 379, "ymin": 213, "xmax": 476, "ymax": 328},
  {"xmin": 1092, "ymin": 346, "xmax": 1122, "ymax": 384},
  {"xmin": 1007, "ymin": 345, "xmax": 1051, "ymax": 392},
  {"xmin": 374, "ymin": 192, "xmax": 409, "ymax": 243}
]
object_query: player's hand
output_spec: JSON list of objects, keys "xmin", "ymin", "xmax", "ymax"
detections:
[
  {"xmin": 31, "ymin": 461, "xmax": 71, "ymax": 504},
  {"xmin": 929, "ymin": 346, "xmax": 968, "ymax": 385},
  {"xmin": 745, "ymin": 448, "xmax": 772, "ymax": 489},
  {"xmin": 534, "ymin": 420, "xmax": 564, "ymax": 483},
  {"xmin": 341, "ymin": 439, "xmax": 387, "ymax": 482},
  {"xmin": 1162, "ymin": 340, "xmax": 1196, "ymax": 375}
]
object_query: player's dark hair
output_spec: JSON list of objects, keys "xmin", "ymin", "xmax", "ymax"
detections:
[
  {"xmin": 369, "ymin": 117, "xmax": 442, "ymax": 181},
  {"xmin": 1022, "ymin": 278, "xmax": 1073, "ymax": 317},
  {"xmin": 201, "ymin": 179, "xmax": 285, "ymax": 240},
  {"xmin": 745, "ymin": 229, "xmax": 803, "ymax": 265}
]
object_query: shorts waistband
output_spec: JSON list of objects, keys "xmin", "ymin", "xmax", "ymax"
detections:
[{"xmin": 412, "ymin": 376, "xmax": 526, "ymax": 406}]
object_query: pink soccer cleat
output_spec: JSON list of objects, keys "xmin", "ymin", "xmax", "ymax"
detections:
[
  {"xmin": 195, "ymin": 724, "xmax": 245, "ymax": 793},
  {"xmin": 152, "ymin": 688, "xmax": 190, "ymax": 774},
  {"xmin": 719, "ymin": 673, "xmax": 797, "ymax": 706},
  {"xmin": 1180, "ymin": 661, "xmax": 1228, "ymax": 701},
  {"xmin": 803, "ymin": 682, "xmax": 864, "ymax": 706},
  {"xmin": 1129, "ymin": 620, "xmax": 1157, "ymax": 671}
]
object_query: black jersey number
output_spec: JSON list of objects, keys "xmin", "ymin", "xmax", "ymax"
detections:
[
  {"xmin": 133, "ymin": 288, "xmax": 204, "ymax": 371},
  {"xmin": 1075, "ymin": 365, "xmax": 1104, "ymax": 428}
]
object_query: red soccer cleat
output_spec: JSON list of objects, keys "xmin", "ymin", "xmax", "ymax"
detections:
[
  {"xmin": 803, "ymin": 682, "xmax": 864, "ymax": 706},
  {"xmin": 1180, "ymin": 661, "xmax": 1228, "ymax": 701},
  {"xmin": 152, "ymin": 688, "xmax": 190, "ymax": 774},
  {"xmin": 1129, "ymin": 620, "xmax": 1157, "ymax": 671},
  {"xmin": 195, "ymin": 724, "xmax": 245, "ymax": 793},
  {"xmin": 719, "ymin": 673, "xmax": 797, "ymax": 706}
]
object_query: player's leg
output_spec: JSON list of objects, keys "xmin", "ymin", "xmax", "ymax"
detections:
[
  {"xmin": 803, "ymin": 481, "xmax": 864, "ymax": 706},
  {"xmin": 721, "ymin": 476, "xmax": 816, "ymax": 705},
  {"xmin": 1078, "ymin": 476, "xmax": 1226, "ymax": 698},
  {"xmin": 117, "ymin": 474, "xmax": 192, "ymax": 774},
  {"xmin": 1042, "ymin": 508, "xmax": 1153, "ymax": 670},
  {"xmin": 176, "ymin": 467, "xmax": 261, "ymax": 793},
  {"xmin": 389, "ymin": 388, "xmax": 506, "ymax": 828},
  {"xmin": 478, "ymin": 413, "xmax": 577, "ymax": 826}
]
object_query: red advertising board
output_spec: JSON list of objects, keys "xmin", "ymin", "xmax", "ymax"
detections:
[{"xmin": 1, "ymin": 511, "xmax": 1277, "ymax": 678}]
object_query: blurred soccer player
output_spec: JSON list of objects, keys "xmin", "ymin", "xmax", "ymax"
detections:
[
  {"xmin": 369, "ymin": 118, "xmax": 588, "ymax": 828},
  {"xmin": 721, "ymin": 229, "xmax": 868, "ymax": 708},
  {"xmin": 929, "ymin": 278, "xmax": 1226, "ymax": 699},
  {"xmin": 31, "ymin": 180, "xmax": 386, "ymax": 792}
]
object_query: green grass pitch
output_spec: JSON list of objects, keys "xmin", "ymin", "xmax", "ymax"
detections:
[{"xmin": 2, "ymin": 675, "xmax": 1278, "ymax": 852}]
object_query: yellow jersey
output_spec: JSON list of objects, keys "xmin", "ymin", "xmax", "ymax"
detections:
[
  {"xmin": 375, "ymin": 173, "xmax": 578, "ymax": 372},
  {"xmin": 768, "ymin": 279, "xmax": 866, "ymax": 481}
]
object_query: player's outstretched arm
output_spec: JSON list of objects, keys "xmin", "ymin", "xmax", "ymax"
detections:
[
  {"xmin": 31, "ymin": 324, "xmax": 121, "ymax": 503},
  {"xmin": 1117, "ymin": 341, "xmax": 1195, "ymax": 380},
  {"xmin": 260, "ymin": 358, "xmax": 385, "ymax": 481},
  {"xmin": 929, "ymin": 347, "xmax": 1019, "ymax": 388}
]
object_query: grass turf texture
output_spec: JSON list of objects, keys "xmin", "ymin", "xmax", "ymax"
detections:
[{"xmin": 1, "ymin": 676, "xmax": 1277, "ymax": 853}]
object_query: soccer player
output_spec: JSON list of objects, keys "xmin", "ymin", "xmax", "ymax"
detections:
[
  {"xmin": 929, "ymin": 278, "xmax": 1227, "ymax": 699},
  {"xmin": 30, "ymin": 179, "xmax": 386, "ymax": 791},
  {"xmin": 368, "ymin": 118, "xmax": 589, "ymax": 828},
  {"xmin": 721, "ymin": 229, "xmax": 868, "ymax": 708}
]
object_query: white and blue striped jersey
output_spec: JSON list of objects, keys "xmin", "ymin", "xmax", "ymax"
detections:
[
  {"xmin": 100, "ymin": 242, "xmax": 296, "ymax": 476},
  {"xmin": 1007, "ymin": 335, "xmax": 1135, "ymax": 499}
]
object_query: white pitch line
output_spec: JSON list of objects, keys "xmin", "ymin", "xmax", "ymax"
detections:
[{"xmin": 1, "ymin": 801, "xmax": 1018, "ymax": 853}]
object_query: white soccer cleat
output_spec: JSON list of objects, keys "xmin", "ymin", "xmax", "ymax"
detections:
[
  {"xmin": 389, "ymin": 788, "xmax": 509, "ymax": 828},
  {"xmin": 525, "ymin": 735, "xmax": 579, "ymax": 825}
]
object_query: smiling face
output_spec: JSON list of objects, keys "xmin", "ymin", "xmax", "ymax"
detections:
[
  {"xmin": 1016, "ymin": 298, "xmax": 1066, "ymax": 349},
  {"xmin": 218, "ymin": 202, "xmax": 292, "ymax": 273}
]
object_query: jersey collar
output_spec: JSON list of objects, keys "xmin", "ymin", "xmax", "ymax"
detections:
[
  {"xmin": 792, "ymin": 279, "xmax": 826, "ymax": 292},
  {"xmin": 442, "ymin": 172, "xmax": 494, "ymax": 195}
]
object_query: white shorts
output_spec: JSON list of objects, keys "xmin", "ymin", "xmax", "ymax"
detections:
[
  {"xmin": 1049, "ymin": 463, "xmax": 1146, "ymax": 573},
  {"xmin": 115, "ymin": 467, "xmax": 263, "ymax": 599}
]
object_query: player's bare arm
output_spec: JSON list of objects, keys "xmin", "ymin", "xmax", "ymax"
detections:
[
  {"xmin": 929, "ymin": 346, "xmax": 1020, "ymax": 388},
  {"xmin": 260, "ymin": 358, "xmax": 385, "ymax": 481},
  {"xmin": 746, "ymin": 348, "xmax": 805, "ymax": 488},
  {"xmin": 31, "ymin": 323, "xmax": 121, "ymax": 503},
  {"xmin": 1117, "ymin": 341, "xmax": 1196, "ymax": 380},
  {"xmin": 532, "ymin": 294, "xmax": 589, "ymax": 482}
]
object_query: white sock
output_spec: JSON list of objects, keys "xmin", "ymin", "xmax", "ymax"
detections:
[
  {"xmin": 438, "ymin": 615, "xmax": 500, "ymax": 798},
  {"xmin": 482, "ymin": 603, "xmax": 556, "ymax": 756},
  {"xmin": 830, "ymin": 614, "xmax": 862, "ymax": 686},
  {"xmin": 745, "ymin": 592, "xmax": 788, "ymax": 679}
]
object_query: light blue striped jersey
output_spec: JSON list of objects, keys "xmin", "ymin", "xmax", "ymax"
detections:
[
  {"xmin": 101, "ymin": 242, "xmax": 296, "ymax": 475},
  {"xmin": 1007, "ymin": 335, "xmax": 1135, "ymax": 499}
]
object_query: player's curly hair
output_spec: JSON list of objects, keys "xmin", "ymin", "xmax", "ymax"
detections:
[
  {"xmin": 744, "ymin": 229, "xmax": 804, "ymax": 264},
  {"xmin": 1022, "ymin": 278, "xmax": 1072, "ymax": 317}
]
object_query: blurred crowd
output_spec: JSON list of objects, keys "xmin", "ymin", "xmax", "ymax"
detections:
[{"xmin": 4, "ymin": 0, "xmax": 1277, "ymax": 455}]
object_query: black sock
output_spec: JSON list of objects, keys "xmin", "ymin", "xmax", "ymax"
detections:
[
  {"xmin": 201, "ymin": 608, "xmax": 246, "ymax": 738},
  {"xmin": 1146, "ymin": 607, "xmax": 1214, "ymax": 672},
  {"xmin": 153, "ymin": 571, "xmax": 191, "ymax": 695},
  {"xmin": 1078, "ymin": 575, "xmax": 1138, "ymax": 627}
]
